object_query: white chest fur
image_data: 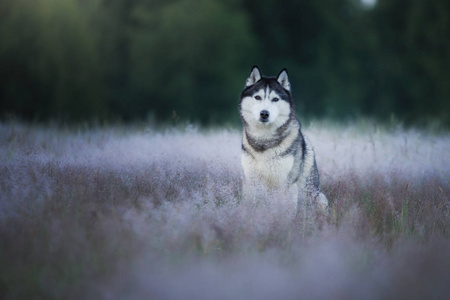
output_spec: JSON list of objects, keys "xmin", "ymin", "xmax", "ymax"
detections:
[
  {"xmin": 241, "ymin": 124, "xmax": 299, "ymax": 188},
  {"xmin": 242, "ymin": 151, "xmax": 294, "ymax": 188}
]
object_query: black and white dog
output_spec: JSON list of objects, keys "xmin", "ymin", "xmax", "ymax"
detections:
[{"xmin": 239, "ymin": 66, "xmax": 328, "ymax": 211}]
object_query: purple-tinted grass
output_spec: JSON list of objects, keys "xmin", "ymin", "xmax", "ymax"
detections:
[{"xmin": 0, "ymin": 121, "xmax": 449, "ymax": 299}]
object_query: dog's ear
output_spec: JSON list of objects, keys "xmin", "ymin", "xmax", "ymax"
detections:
[
  {"xmin": 276, "ymin": 68, "xmax": 291, "ymax": 91},
  {"xmin": 246, "ymin": 65, "xmax": 261, "ymax": 87}
]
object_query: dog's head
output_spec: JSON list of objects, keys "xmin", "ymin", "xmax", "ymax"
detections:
[{"xmin": 239, "ymin": 66, "xmax": 294, "ymax": 128}]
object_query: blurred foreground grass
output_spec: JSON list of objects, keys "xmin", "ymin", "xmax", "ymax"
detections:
[{"xmin": 1, "ymin": 121, "xmax": 449, "ymax": 299}]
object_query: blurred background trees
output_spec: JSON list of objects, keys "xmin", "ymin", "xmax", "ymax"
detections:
[{"xmin": 1, "ymin": 0, "xmax": 449, "ymax": 126}]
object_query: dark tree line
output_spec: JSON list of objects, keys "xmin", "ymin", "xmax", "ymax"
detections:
[{"xmin": 1, "ymin": 0, "xmax": 449, "ymax": 126}]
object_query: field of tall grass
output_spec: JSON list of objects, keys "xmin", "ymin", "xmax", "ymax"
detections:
[{"xmin": 1, "ymin": 120, "xmax": 449, "ymax": 299}]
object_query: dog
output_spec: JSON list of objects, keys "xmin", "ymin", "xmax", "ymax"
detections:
[{"xmin": 239, "ymin": 65, "xmax": 328, "ymax": 212}]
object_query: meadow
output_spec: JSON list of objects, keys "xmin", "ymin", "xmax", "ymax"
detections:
[{"xmin": 1, "ymin": 120, "xmax": 449, "ymax": 299}]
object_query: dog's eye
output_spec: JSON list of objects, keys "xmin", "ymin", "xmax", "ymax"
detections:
[
  {"xmin": 272, "ymin": 97, "xmax": 279, "ymax": 102},
  {"xmin": 254, "ymin": 95, "xmax": 262, "ymax": 100}
]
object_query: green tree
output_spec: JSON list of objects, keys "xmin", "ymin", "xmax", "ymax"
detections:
[
  {"xmin": 240, "ymin": 0, "xmax": 373, "ymax": 119},
  {"xmin": 372, "ymin": 0, "xmax": 450, "ymax": 125},
  {"xmin": 0, "ymin": 0, "xmax": 104, "ymax": 121},
  {"xmin": 128, "ymin": 0, "xmax": 257, "ymax": 123},
  {"xmin": 80, "ymin": 0, "xmax": 137, "ymax": 121}
]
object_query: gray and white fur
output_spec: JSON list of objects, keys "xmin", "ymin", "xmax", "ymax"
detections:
[{"xmin": 239, "ymin": 65, "xmax": 328, "ymax": 211}]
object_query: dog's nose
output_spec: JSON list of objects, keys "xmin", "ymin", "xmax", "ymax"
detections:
[{"xmin": 260, "ymin": 110, "xmax": 269, "ymax": 121}]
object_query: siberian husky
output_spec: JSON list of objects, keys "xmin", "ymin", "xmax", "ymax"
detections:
[{"xmin": 239, "ymin": 65, "xmax": 328, "ymax": 212}]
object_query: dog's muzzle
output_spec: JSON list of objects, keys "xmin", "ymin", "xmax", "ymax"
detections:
[{"xmin": 260, "ymin": 110, "xmax": 269, "ymax": 122}]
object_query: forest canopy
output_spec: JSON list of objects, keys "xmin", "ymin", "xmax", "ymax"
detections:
[{"xmin": 1, "ymin": 0, "xmax": 449, "ymax": 126}]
